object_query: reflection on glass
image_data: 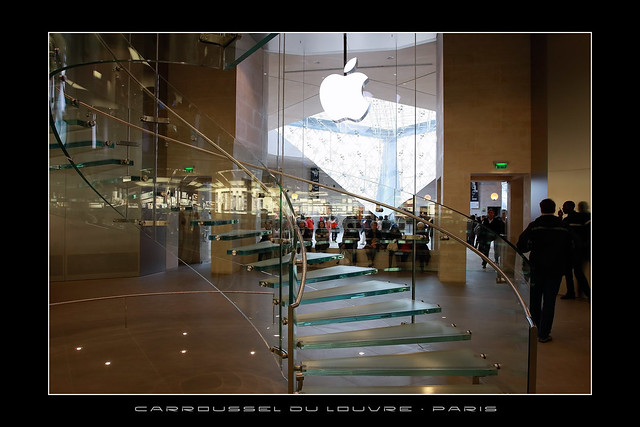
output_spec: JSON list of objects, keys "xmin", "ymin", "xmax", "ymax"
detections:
[{"xmin": 50, "ymin": 33, "xmax": 534, "ymax": 395}]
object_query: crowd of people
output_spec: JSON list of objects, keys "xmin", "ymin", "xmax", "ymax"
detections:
[{"xmin": 290, "ymin": 214, "xmax": 434, "ymax": 269}]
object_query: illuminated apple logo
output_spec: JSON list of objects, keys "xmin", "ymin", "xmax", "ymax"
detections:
[{"xmin": 319, "ymin": 57, "xmax": 370, "ymax": 123}]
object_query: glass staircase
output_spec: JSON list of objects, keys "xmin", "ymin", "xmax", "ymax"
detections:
[{"xmin": 49, "ymin": 32, "xmax": 537, "ymax": 394}]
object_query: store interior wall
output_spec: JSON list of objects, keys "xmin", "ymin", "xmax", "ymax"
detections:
[
  {"xmin": 441, "ymin": 32, "xmax": 590, "ymax": 235},
  {"xmin": 439, "ymin": 33, "xmax": 533, "ymax": 282},
  {"xmin": 545, "ymin": 34, "xmax": 591, "ymax": 213}
]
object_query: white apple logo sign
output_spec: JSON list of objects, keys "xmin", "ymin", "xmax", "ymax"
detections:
[{"xmin": 319, "ymin": 57, "xmax": 370, "ymax": 123}]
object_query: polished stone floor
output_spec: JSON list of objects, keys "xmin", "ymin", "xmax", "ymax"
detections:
[{"xmin": 49, "ymin": 254, "xmax": 590, "ymax": 396}]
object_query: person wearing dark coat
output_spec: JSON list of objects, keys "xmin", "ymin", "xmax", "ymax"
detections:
[
  {"xmin": 517, "ymin": 199, "xmax": 573, "ymax": 343},
  {"xmin": 558, "ymin": 201, "xmax": 590, "ymax": 301},
  {"xmin": 340, "ymin": 223, "xmax": 360, "ymax": 265},
  {"xmin": 364, "ymin": 221, "xmax": 382, "ymax": 267},
  {"xmin": 477, "ymin": 209, "xmax": 505, "ymax": 268}
]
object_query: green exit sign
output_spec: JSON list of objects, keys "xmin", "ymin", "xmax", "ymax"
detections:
[
  {"xmin": 184, "ymin": 167, "xmax": 195, "ymax": 173},
  {"xmin": 494, "ymin": 162, "xmax": 508, "ymax": 169}
]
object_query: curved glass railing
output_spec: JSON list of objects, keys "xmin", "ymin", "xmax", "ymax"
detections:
[
  {"xmin": 49, "ymin": 33, "xmax": 300, "ymax": 385},
  {"xmin": 270, "ymin": 173, "xmax": 535, "ymax": 394},
  {"xmin": 49, "ymin": 32, "xmax": 535, "ymax": 394}
]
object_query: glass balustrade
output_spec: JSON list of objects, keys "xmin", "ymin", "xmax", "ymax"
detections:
[
  {"xmin": 272, "ymin": 178, "xmax": 534, "ymax": 393},
  {"xmin": 49, "ymin": 32, "xmax": 298, "ymax": 381},
  {"xmin": 49, "ymin": 33, "xmax": 536, "ymax": 395}
]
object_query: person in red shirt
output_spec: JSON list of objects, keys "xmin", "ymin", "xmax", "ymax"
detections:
[{"xmin": 329, "ymin": 216, "xmax": 338, "ymax": 242}]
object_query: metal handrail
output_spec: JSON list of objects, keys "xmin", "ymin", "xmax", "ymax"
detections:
[
  {"xmin": 281, "ymin": 192, "xmax": 308, "ymax": 393},
  {"xmin": 53, "ymin": 92, "xmax": 536, "ymax": 392},
  {"xmin": 289, "ymin": 213, "xmax": 308, "ymax": 309},
  {"xmin": 51, "ymin": 34, "xmax": 530, "ymax": 317},
  {"xmin": 50, "ymin": 35, "xmax": 535, "ymax": 391},
  {"xmin": 273, "ymin": 176, "xmax": 536, "ymax": 393},
  {"xmin": 277, "ymin": 173, "xmax": 532, "ymax": 317}
]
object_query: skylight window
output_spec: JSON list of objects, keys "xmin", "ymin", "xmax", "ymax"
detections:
[{"xmin": 273, "ymin": 97, "xmax": 436, "ymax": 214}]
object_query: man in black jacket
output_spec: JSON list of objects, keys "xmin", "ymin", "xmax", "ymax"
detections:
[{"xmin": 517, "ymin": 199, "xmax": 573, "ymax": 343}]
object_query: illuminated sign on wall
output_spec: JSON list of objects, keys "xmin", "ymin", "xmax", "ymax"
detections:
[
  {"xmin": 494, "ymin": 162, "xmax": 508, "ymax": 169},
  {"xmin": 319, "ymin": 58, "xmax": 370, "ymax": 123}
]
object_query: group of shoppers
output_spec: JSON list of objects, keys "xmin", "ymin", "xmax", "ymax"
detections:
[
  {"xmin": 469, "ymin": 209, "xmax": 507, "ymax": 269},
  {"xmin": 293, "ymin": 198, "xmax": 591, "ymax": 345}
]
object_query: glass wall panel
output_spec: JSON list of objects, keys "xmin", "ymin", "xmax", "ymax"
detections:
[
  {"xmin": 266, "ymin": 33, "xmax": 438, "ymax": 228},
  {"xmin": 50, "ymin": 33, "xmax": 534, "ymax": 394},
  {"xmin": 50, "ymin": 33, "xmax": 296, "ymax": 381},
  {"xmin": 264, "ymin": 33, "xmax": 533, "ymax": 393}
]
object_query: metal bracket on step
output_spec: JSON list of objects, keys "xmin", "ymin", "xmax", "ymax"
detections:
[
  {"xmin": 270, "ymin": 346, "xmax": 288, "ymax": 359},
  {"xmin": 295, "ymin": 372, "xmax": 305, "ymax": 392}
]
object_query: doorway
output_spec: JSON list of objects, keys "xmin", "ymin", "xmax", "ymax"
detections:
[{"xmin": 470, "ymin": 175, "xmax": 527, "ymax": 245}]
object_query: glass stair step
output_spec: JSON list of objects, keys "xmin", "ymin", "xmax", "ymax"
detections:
[
  {"xmin": 246, "ymin": 252, "xmax": 343, "ymax": 271},
  {"xmin": 226, "ymin": 241, "xmax": 283, "ymax": 256},
  {"xmin": 49, "ymin": 158, "xmax": 134, "ymax": 170},
  {"xmin": 281, "ymin": 280, "xmax": 410, "ymax": 305},
  {"xmin": 190, "ymin": 219, "xmax": 239, "ymax": 226},
  {"xmin": 210, "ymin": 229, "xmax": 272, "ymax": 240},
  {"xmin": 49, "ymin": 140, "xmax": 113, "ymax": 150},
  {"xmin": 259, "ymin": 265, "xmax": 377, "ymax": 288},
  {"xmin": 300, "ymin": 348, "xmax": 499, "ymax": 377},
  {"xmin": 297, "ymin": 321, "xmax": 470, "ymax": 349},
  {"xmin": 299, "ymin": 384, "xmax": 503, "ymax": 394},
  {"xmin": 228, "ymin": 240, "xmax": 312, "ymax": 256},
  {"xmin": 295, "ymin": 299, "xmax": 441, "ymax": 326}
]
